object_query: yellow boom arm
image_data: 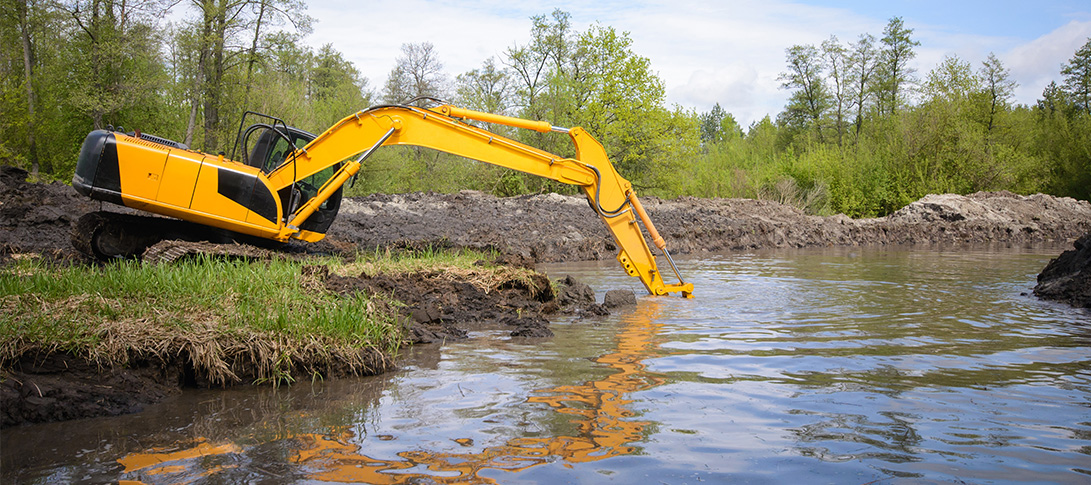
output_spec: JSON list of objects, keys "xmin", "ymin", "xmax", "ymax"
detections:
[{"xmin": 277, "ymin": 105, "xmax": 692, "ymax": 298}]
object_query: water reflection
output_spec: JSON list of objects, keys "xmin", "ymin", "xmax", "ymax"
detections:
[{"xmin": 113, "ymin": 300, "xmax": 670, "ymax": 483}]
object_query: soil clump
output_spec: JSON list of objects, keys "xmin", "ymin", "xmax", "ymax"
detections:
[
  {"xmin": 323, "ymin": 265, "xmax": 559, "ymax": 342},
  {"xmin": 1034, "ymin": 231, "xmax": 1091, "ymax": 308}
]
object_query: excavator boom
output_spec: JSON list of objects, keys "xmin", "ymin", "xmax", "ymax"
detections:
[{"xmin": 72, "ymin": 104, "xmax": 693, "ymax": 297}]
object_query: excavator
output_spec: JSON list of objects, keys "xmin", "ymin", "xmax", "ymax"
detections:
[{"xmin": 71, "ymin": 102, "xmax": 693, "ymax": 297}]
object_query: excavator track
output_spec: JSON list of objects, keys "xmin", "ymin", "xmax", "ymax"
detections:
[
  {"xmin": 141, "ymin": 240, "xmax": 279, "ymax": 264},
  {"xmin": 71, "ymin": 211, "xmax": 277, "ymax": 262},
  {"xmin": 72, "ymin": 212, "xmax": 174, "ymax": 260}
]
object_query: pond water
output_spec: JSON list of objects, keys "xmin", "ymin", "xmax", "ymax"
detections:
[{"xmin": 3, "ymin": 246, "xmax": 1090, "ymax": 484}]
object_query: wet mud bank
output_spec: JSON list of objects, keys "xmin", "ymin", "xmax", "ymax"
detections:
[
  {"xmin": 1, "ymin": 266, "xmax": 622, "ymax": 427},
  {"xmin": 1034, "ymin": 231, "xmax": 1091, "ymax": 309}
]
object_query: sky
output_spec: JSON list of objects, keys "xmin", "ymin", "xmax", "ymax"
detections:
[{"xmin": 301, "ymin": 0, "xmax": 1091, "ymax": 128}]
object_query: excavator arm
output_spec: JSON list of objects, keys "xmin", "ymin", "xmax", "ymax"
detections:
[{"xmin": 275, "ymin": 104, "xmax": 692, "ymax": 297}]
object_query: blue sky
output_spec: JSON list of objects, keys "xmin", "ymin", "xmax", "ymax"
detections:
[{"xmin": 304, "ymin": 0, "xmax": 1091, "ymax": 127}]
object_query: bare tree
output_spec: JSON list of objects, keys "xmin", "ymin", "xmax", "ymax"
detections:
[
  {"xmin": 382, "ymin": 42, "xmax": 448, "ymax": 105},
  {"xmin": 846, "ymin": 33, "xmax": 878, "ymax": 139},
  {"xmin": 978, "ymin": 53, "xmax": 1016, "ymax": 134}
]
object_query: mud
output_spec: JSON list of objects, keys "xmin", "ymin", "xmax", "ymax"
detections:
[
  {"xmin": 327, "ymin": 190, "xmax": 1091, "ymax": 262},
  {"xmin": 324, "ymin": 264, "xmax": 557, "ymax": 342},
  {"xmin": 1034, "ymin": 231, "xmax": 1091, "ymax": 308},
  {"xmin": 5, "ymin": 165, "xmax": 1091, "ymax": 261},
  {"xmin": 1, "ymin": 353, "xmax": 180, "ymax": 427},
  {"xmin": 4, "ymin": 164, "xmax": 1091, "ymax": 426}
]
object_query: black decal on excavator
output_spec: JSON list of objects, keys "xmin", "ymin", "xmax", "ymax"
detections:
[
  {"xmin": 216, "ymin": 168, "xmax": 278, "ymax": 224},
  {"xmin": 248, "ymin": 182, "xmax": 279, "ymax": 224}
]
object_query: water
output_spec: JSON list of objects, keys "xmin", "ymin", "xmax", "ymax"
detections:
[{"xmin": 3, "ymin": 246, "xmax": 1090, "ymax": 484}]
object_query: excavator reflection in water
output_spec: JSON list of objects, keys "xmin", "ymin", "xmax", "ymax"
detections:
[{"xmin": 116, "ymin": 299, "xmax": 669, "ymax": 484}]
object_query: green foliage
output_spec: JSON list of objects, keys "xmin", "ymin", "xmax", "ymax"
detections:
[
  {"xmin": 1061, "ymin": 38, "xmax": 1091, "ymax": 115},
  {"xmin": 0, "ymin": 3, "xmax": 1088, "ymax": 219}
]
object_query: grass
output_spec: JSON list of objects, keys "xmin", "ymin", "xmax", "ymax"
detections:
[{"xmin": 0, "ymin": 248, "xmax": 515, "ymax": 386}]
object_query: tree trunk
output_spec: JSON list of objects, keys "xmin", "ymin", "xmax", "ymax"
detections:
[
  {"xmin": 245, "ymin": 1, "xmax": 266, "ymax": 101},
  {"xmin": 16, "ymin": 0, "xmax": 40, "ymax": 175},
  {"xmin": 196, "ymin": 0, "xmax": 227, "ymax": 152}
]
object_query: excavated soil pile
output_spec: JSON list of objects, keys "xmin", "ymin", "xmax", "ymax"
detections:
[
  {"xmin": 1034, "ymin": 231, "xmax": 1091, "ymax": 308},
  {"xmin": 329, "ymin": 191, "xmax": 1091, "ymax": 262},
  {"xmin": 0, "ymin": 166, "xmax": 105, "ymax": 258},
  {"xmin": 324, "ymin": 265, "xmax": 559, "ymax": 342},
  {"xmin": 4, "ymin": 165, "xmax": 1091, "ymax": 260}
]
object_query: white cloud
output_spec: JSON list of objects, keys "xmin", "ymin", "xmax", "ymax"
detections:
[{"xmin": 1005, "ymin": 20, "xmax": 1091, "ymax": 103}]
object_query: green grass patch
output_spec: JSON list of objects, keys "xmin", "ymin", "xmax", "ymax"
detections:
[{"xmin": 0, "ymin": 254, "xmax": 421, "ymax": 385}]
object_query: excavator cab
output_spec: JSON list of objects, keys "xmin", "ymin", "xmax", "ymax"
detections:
[{"xmin": 235, "ymin": 114, "xmax": 343, "ymax": 235}]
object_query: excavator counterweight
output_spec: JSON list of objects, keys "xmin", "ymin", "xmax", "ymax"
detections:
[{"xmin": 72, "ymin": 104, "xmax": 693, "ymax": 298}]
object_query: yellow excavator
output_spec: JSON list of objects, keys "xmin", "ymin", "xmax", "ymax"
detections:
[{"xmin": 71, "ymin": 102, "xmax": 693, "ymax": 297}]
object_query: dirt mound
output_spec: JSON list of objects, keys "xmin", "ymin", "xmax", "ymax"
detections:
[
  {"xmin": 1034, "ymin": 232, "xmax": 1091, "ymax": 308},
  {"xmin": 5, "ymin": 168, "xmax": 1090, "ymax": 261},
  {"xmin": 0, "ymin": 166, "xmax": 105, "ymax": 257},
  {"xmin": 328, "ymin": 191, "xmax": 1091, "ymax": 263}
]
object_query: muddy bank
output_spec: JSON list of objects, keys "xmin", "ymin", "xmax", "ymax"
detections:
[
  {"xmin": 1034, "ymin": 232, "xmax": 1091, "ymax": 308},
  {"xmin": 1, "ymin": 251, "xmax": 621, "ymax": 428},
  {"xmin": 4, "ymin": 164, "xmax": 1091, "ymax": 260},
  {"xmin": 328, "ymin": 191, "xmax": 1091, "ymax": 262}
]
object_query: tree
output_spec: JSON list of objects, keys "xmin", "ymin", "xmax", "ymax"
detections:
[
  {"xmin": 699, "ymin": 103, "xmax": 727, "ymax": 144},
  {"xmin": 62, "ymin": 0, "xmax": 168, "ymax": 130},
  {"xmin": 876, "ymin": 16, "xmax": 919, "ymax": 115},
  {"xmin": 310, "ymin": 43, "xmax": 370, "ymax": 127},
  {"xmin": 846, "ymin": 33, "xmax": 878, "ymax": 139},
  {"xmin": 821, "ymin": 36, "xmax": 850, "ymax": 145},
  {"xmin": 1061, "ymin": 38, "xmax": 1091, "ymax": 115},
  {"xmin": 978, "ymin": 53, "xmax": 1016, "ymax": 134},
  {"xmin": 455, "ymin": 57, "xmax": 515, "ymax": 116},
  {"xmin": 777, "ymin": 43, "xmax": 830, "ymax": 136},
  {"xmin": 382, "ymin": 42, "xmax": 448, "ymax": 105},
  {"xmin": 1, "ymin": 0, "xmax": 40, "ymax": 173},
  {"xmin": 698, "ymin": 103, "xmax": 742, "ymax": 144},
  {"xmin": 923, "ymin": 55, "xmax": 978, "ymax": 103},
  {"xmin": 1036, "ymin": 80, "xmax": 1070, "ymax": 116},
  {"xmin": 504, "ymin": 9, "xmax": 573, "ymax": 115},
  {"xmin": 242, "ymin": 0, "xmax": 312, "ymax": 102}
]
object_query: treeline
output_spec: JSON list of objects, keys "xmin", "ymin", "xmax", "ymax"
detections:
[
  {"xmin": 685, "ymin": 18, "xmax": 1091, "ymax": 216},
  {"xmin": 1, "ymin": 0, "xmax": 369, "ymax": 178},
  {"xmin": 2, "ymin": 3, "xmax": 1089, "ymax": 217}
]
